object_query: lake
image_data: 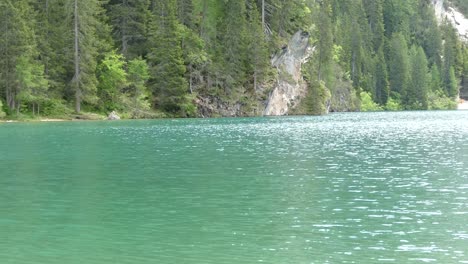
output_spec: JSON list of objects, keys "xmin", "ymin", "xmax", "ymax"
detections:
[{"xmin": 1, "ymin": 111, "xmax": 467, "ymax": 263}]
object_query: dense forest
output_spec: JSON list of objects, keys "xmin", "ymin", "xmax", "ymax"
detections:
[{"xmin": 0, "ymin": 0, "xmax": 467, "ymax": 119}]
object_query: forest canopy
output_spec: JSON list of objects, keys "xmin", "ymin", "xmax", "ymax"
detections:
[{"xmin": 0, "ymin": 0, "xmax": 467, "ymax": 118}]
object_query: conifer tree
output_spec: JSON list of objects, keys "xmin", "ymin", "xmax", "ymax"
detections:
[
  {"xmin": 177, "ymin": 0, "xmax": 193, "ymax": 28},
  {"xmin": 246, "ymin": 1, "xmax": 270, "ymax": 93},
  {"xmin": 0, "ymin": 0, "xmax": 48, "ymax": 113},
  {"xmin": 316, "ymin": 0, "xmax": 333, "ymax": 83},
  {"xmin": 442, "ymin": 22, "xmax": 461, "ymax": 98},
  {"xmin": 374, "ymin": 47, "xmax": 389, "ymax": 105},
  {"xmin": 408, "ymin": 46, "xmax": 429, "ymax": 109},
  {"xmin": 69, "ymin": 0, "xmax": 110, "ymax": 113},
  {"xmin": 218, "ymin": 0, "xmax": 248, "ymax": 94},
  {"xmin": 108, "ymin": 0, "xmax": 150, "ymax": 58},
  {"xmin": 363, "ymin": 0, "xmax": 385, "ymax": 52},
  {"xmin": 388, "ymin": 33, "xmax": 410, "ymax": 101},
  {"xmin": 148, "ymin": 0, "xmax": 192, "ymax": 116},
  {"xmin": 33, "ymin": 0, "xmax": 71, "ymax": 98}
]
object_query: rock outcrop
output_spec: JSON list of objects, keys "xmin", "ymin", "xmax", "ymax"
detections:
[
  {"xmin": 432, "ymin": 0, "xmax": 468, "ymax": 41},
  {"xmin": 195, "ymin": 96, "xmax": 244, "ymax": 117},
  {"xmin": 264, "ymin": 31, "xmax": 314, "ymax": 116},
  {"xmin": 107, "ymin": 111, "xmax": 121, "ymax": 120}
]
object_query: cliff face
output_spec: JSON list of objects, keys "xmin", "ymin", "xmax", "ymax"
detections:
[
  {"xmin": 264, "ymin": 31, "xmax": 314, "ymax": 116},
  {"xmin": 432, "ymin": 0, "xmax": 468, "ymax": 41},
  {"xmin": 433, "ymin": 0, "xmax": 468, "ymax": 100}
]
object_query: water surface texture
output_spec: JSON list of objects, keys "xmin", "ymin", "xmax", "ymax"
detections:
[{"xmin": 1, "ymin": 111, "xmax": 468, "ymax": 263}]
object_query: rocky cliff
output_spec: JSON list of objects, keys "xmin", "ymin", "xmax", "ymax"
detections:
[
  {"xmin": 432, "ymin": 0, "xmax": 468, "ymax": 41},
  {"xmin": 264, "ymin": 31, "xmax": 314, "ymax": 116}
]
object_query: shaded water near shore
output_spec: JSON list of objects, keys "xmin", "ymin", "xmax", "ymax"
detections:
[{"xmin": 1, "ymin": 111, "xmax": 467, "ymax": 263}]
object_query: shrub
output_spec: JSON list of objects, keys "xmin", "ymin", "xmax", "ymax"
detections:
[{"xmin": 360, "ymin": 91, "xmax": 383, "ymax": 111}]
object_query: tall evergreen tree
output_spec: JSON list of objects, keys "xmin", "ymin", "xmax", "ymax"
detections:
[
  {"xmin": 408, "ymin": 46, "xmax": 429, "ymax": 109},
  {"xmin": 108, "ymin": 0, "xmax": 150, "ymax": 58},
  {"xmin": 0, "ymin": 0, "xmax": 48, "ymax": 113},
  {"xmin": 374, "ymin": 47, "xmax": 389, "ymax": 105},
  {"xmin": 148, "ymin": 0, "xmax": 191, "ymax": 116},
  {"xmin": 33, "ymin": 0, "xmax": 72, "ymax": 98},
  {"xmin": 177, "ymin": 0, "xmax": 193, "ymax": 28},
  {"xmin": 363, "ymin": 0, "xmax": 385, "ymax": 52},
  {"xmin": 246, "ymin": 1, "xmax": 270, "ymax": 93},
  {"xmin": 218, "ymin": 0, "xmax": 248, "ymax": 94},
  {"xmin": 316, "ymin": 0, "xmax": 333, "ymax": 83},
  {"xmin": 442, "ymin": 22, "xmax": 460, "ymax": 98},
  {"xmin": 69, "ymin": 0, "xmax": 110, "ymax": 113},
  {"xmin": 388, "ymin": 33, "xmax": 410, "ymax": 101}
]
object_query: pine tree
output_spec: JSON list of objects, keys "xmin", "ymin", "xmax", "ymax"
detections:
[
  {"xmin": 412, "ymin": 0, "xmax": 442, "ymax": 67},
  {"xmin": 33, "ymin": 0, "xmax": 72, "ymax": 99},
  {"xmin": 442, "ymin": 22, "xmax": 460, "ymax": 98},
  {"xmin": 374, "ymin": 47, "xmax": 389, "ymax": 105},
  {"xmin": 0, "ymin": 0, "xmax": 48, "ymax": 114},
  {"xmin": 430, "ymin": 64, "xmax": 442, "ymax": 92},
  {"xmin": 218, "ymin": 0, "xmax": 248, "ymax": 94},
  {"xmin": 363, "ymin": 0, "xmax": 385, "ymax": 52},
  {"xmin": 148, "ymin": 0, "xmax": 191, "ymax": 116},
  {"xmin": 336, "ymin": 0, "xmax": 367, "ymax": 89},
  {"xmin": 246, "ymin": 1, "xmax": 271, "ymax": 93},
  {"xmin": 15, "ymin": 55, "xmax": 49, "ymax": 115},
  {"xmin": 108, "ymin": 0, "xmax": 150, "ymax": 58},
  {"xmin": 388, "ymin": 33, "xmax": 410, "ymax": 102},
  {"xmin": 316, "ymin": 0, "xmax": 333, "ymax": 83},
  {"xmin": 69, "ymin": 0, "xmax": 111, "ymax": 113},
  {"xmin": 408, "ymin": 46, "xmax": 429, "ymax": 109},
  {"xmin": 177, "ymin": 0, "xmax": 193, "ymax": 28}
]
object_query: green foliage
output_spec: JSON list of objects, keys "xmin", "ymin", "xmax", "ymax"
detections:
[
  {"xmin": 15, "ymin": 55, "xmax": 49, "ymax": 114},
  {"xmin": 71, "ymin": 0, "xmax": 112, "ymax": 112},
  {"xmin": 428, "ymin": 91, "xmax": 457, "ymax": 110},
  {"xmin": 430, "ymin": 65, "xmax": 443, "ymax": 92},
  {"xmin": 108, "ymin": 0, "xmax": 150, "ymax": 58},
  {"xmin": 246, "ymin": 2, "xmax": 271, "ymax": 93},
  {"xmin": 1, "ymin": 0, "xmax": 467, "ymax": 118},
  {"xmin": 374, "ymin": 47, "xmax": 389, "ymax": 105},
  {"xmin": 125, "ymin": 57, "xmax": 151, "ymax": 118},
  {"xmin": 315, "ymin": 0, "xmax": 334, "ymax": 83},
  {"xmin": 0, "ymin": 0, "xmax": 40, "ymax": 113},
  {"xmin": 442, "ymin": 21, "xmax": 461, "ymax": 99},
  {"xmin": 40, "ymin": 99, "xmax": 72, "ymax": 117},
  {"xmin": 0, "ymin": 100, "xmax": 6, "ymax": 118},
  {"xmin": 385, "ymin": 97, "xmax": 403, "ymax": 111},
  {"xmin": 388, "ymin": 33, "xmax": 410, "ymax": 99},
  {"xmin": 446, "ymin": 66, "xmax": 459, "ymax": 99},
  {"xmin": 305, "ymin": 81, "xmax": 331, "ymax": 115},
  {"xmin": 407, "ymin": 46, "xmax": 429, "ymax": 110},
  {"xmin": 360, "ymin": 91, "xmax": 383, "ymax": 112},
  {"xmin": 148, "ymin": 0, "xmax": 192, "ymax": 117},
  {"xmin": 98, "ymin": 51, "xmax": 128, "ymax": 111}
]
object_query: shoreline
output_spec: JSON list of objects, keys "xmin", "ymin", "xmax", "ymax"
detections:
[
  {"xmin": 2, "ymin": 108, "xmax": 468, "ymax": 123},
  {"xmin": 458, "ymin": 100, "xmax": 468, "ymax": 110}
]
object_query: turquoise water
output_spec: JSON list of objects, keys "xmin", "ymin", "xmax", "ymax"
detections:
[{"xmin": 1, "ymin": 111, "xmax": 467, "ymax": 263}]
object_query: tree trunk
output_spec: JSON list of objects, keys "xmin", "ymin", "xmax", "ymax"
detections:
[
  {"xmin": 121, "ymin": 0, "xmax": 128, "ymax": 56},
  {"xmin": 74, "ymin": 0, "xmax": 81, "ymax": 113},
  {"xmin": 189, "ymin": 64, "xmax": 193, "ymax": 93},
  {"xmin": 44, "ymin": 0, "xmax": 49, "ymax": 75},
  {"xmin": 262, "ymin": 0, "xmax": 265, "ymax": 31}
]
